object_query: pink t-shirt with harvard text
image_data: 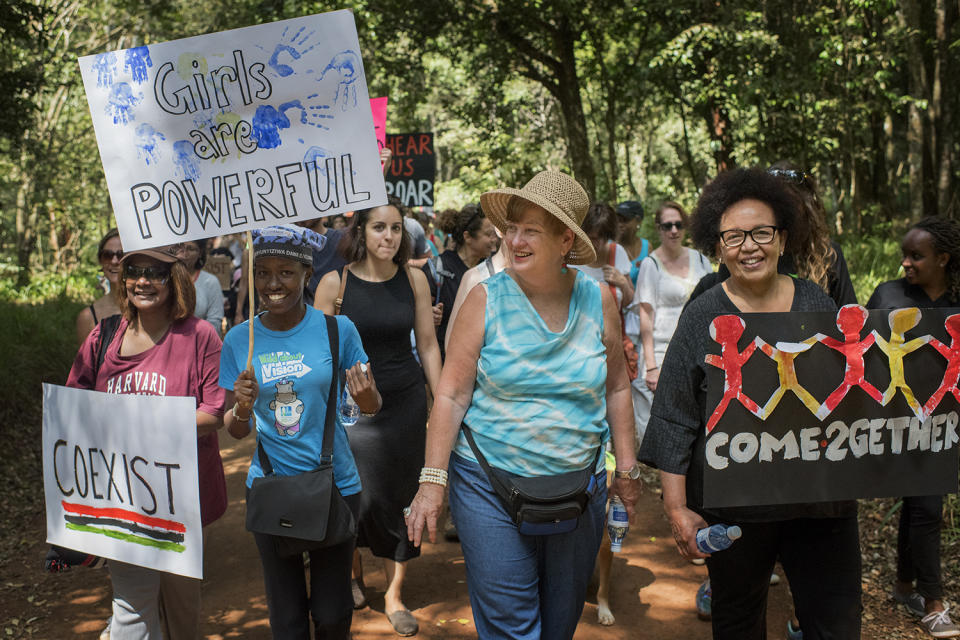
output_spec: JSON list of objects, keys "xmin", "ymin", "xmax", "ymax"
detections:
[{"xmin": 67, "ymin": 315, "xmax": 227, "ymax": 526}]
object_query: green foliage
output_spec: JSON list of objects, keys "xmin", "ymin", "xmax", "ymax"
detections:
[
  {"xmin": 837, "ymin": 224, "xmax": 903, "ymax": 303},
  {"xmin": 0, "ymin": 278, "xmax": 92, "ymax": 541}
]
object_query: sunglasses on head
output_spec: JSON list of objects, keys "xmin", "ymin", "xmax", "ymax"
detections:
[
  {"xmin": 658, "ymin": 221, "xmax": 684, "ymax": 231},
  {"xmin": 123, "ymin": 265, "xmax": 170, "ymax": 284},
  {"xmin": 767, "ymin": 168, "xmax": 810, "ymax": 185},
  {"xmin": 99, "ymin": 249, "xmax": 123, "ymax": 261}
]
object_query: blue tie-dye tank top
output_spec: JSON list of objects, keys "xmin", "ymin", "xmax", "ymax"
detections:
[{"xmin": 455, "ymin": 269, "xmax": 610, "ymax": 476}]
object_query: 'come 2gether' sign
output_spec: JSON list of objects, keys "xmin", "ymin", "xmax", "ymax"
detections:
[{"xmin": 702, "ymin": 305, "xmax": 960, "ymax": 508}]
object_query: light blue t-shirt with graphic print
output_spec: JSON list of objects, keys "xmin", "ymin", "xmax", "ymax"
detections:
[{"xmin": 220, "ymin": 306, "xmax": 367, "ymax": 495}]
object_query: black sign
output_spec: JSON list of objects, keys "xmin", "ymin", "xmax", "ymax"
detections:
[
  {"xmin": 384, "ymin": 132, "xmax": 435, "ymax": 207},
  {"xmin": 703, "ymin": 305, "xmax": 960, "ymax": 508}
]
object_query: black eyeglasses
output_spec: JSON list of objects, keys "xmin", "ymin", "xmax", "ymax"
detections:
[
  {"xmin": 719, "ymin": 225, "xmax": 780, "ymax": 248},
  {"xmin": 658, "ymin": 221, "xmax": 684, "ymax": 231},
  {"xmin": 123, "ymin": 265, "xmax": 170, "ymax": 284},
  {"xmin": 99, "ymin": 250, "xmax": 123, "ymax": 261},
  {"xmin": 767, "ymin": 168, "xmax": 810, "ymax": 185}
]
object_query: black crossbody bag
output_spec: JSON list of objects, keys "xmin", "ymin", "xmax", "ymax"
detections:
[
  {"xmin": 461, "ymin": 423, "xmax": 601, "ymax": 536},
  {"xmin": 245, "ymin": 315, "xmax": 356, "ymax": 557}
]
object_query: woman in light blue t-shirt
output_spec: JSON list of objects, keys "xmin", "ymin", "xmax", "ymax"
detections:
[
  {"xmin": 219, "ymin": 224, "xmax": 381, "ymax": 640},
  {"xmin": 405, "ymin": 171, "xmax": 641, "ymax": 640}
]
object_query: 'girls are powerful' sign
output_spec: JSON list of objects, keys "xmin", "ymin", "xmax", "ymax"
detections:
[
  {"xmin": 703, "ymin": 305, "xmax": 960, "ymax": 508},
  {"xmin": 78, "ymin": 10, "xmax": 387, "ymax": 251}
]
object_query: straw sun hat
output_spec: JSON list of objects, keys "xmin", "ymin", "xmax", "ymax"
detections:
[{"xmin": 480, "ymin": 170, "xmax": 596, "ymax": 265}]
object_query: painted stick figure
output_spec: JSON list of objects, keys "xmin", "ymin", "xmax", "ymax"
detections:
[
  {"xmin": 755, "ymin": 337, "xmax": 821, "ymax": 418},
  {"xmin": 871, "ymin": 307, "xmax": 928, "ymax": 417},
  {"xmin": 815, "ymin": 304, "xmax": 883, "ymax": 419},
  {"xmin": 704, "ymin": 315, "xmax": 763, "ymax": 433},
  {"xmin": 922, "ymin": 313, "xmax": 960, "ymax": 417}
]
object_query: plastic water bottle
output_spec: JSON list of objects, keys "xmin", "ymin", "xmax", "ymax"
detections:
[
  {"xmin": 338, "ymin": 380, "xmax": 359, "ymax": 426},
  {"xmin": 607, "ymin": 496, "xmax": 629, "ymax": 552},
  {"xmin": 695, "ymin": 524, "xmax": 742, "ymax": 554}
]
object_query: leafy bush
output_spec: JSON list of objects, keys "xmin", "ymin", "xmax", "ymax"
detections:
[{"xmin": 836, "ymin": 223, "xmax": 903, "ymax": 304}]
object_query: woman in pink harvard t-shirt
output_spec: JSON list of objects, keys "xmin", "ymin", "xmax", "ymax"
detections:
[{"xmin": 67, "ymin": 246, "xmax": 226, "ymax": 640}]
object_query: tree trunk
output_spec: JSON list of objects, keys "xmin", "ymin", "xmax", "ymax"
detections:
[
  {"xmin": 555, "ymin": 20, "xmax": 596, "ymax": 198},
  {"xmin": 703, "ymin": 97, "xmax": 735, "ymax": 173},
  {"xmin": 900, "ymin": 0, "xmax": 929, "ymax": 219}
]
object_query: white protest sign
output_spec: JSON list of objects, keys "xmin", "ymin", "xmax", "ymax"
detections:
[
  {"xmin": 42, "ymin": 384, "xmax": 203, "ymax": 579},
  {"xmin": 78, "ymin": 10, "xmax": 387, "ymax": 251}
]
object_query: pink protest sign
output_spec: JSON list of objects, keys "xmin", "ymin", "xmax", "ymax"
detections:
[{"xmin": 370, "ymin": 97, "xmax": 388, "ymax": 150}]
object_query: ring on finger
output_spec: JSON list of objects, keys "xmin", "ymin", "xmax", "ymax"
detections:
[{"xmin": 403, "ymin": 507, "xmax": 411, "ymax": 518}]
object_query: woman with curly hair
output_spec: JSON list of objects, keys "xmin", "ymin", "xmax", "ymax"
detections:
[
  {"xmin": 639, "ymin": 168, "xmax": 861, "ymax": 639},
  {"xmin": 867, "ymin": 216, "xmax": 960, "ymax": 638},
  {"xmin": 688, "ymin": 161, "xmax": 857, "ymax": 308}
]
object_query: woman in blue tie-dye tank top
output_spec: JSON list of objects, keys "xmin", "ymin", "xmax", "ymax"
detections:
[{"xmin": 405, "ymin": 171, "xmax": 642, "ymax": 640}]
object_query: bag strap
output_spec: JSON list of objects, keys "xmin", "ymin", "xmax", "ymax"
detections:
[
  {"xmin": 484, "ymin": 257, "xmax": 495, "ymax": 277},
  {"xmin": 93, "ymin": 314, "xmax": 123, "ymax": 381},
  {"xmin": 461, "ymin": 423, "xmax": 602, "ymax": 489},
  {"xmin": 460, "ymin": 423, "xmax": 515, "ymax": 499},
  {"xmin": 257, "ymin": 313, "xmax": 340, "ymax": 474},
  {"xmin": 334, "ymin": 264, "xmax": 351, "ymax": 314}
]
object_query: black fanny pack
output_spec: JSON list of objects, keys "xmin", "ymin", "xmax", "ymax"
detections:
[{"xmin": 461, "ymin": 423, "xmax": 601, "ymax": 536}]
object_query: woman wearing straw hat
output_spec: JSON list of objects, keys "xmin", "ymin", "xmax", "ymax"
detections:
[{"xmin": 405, "ymin": 171, "xmax": 641, "ymax": 639}]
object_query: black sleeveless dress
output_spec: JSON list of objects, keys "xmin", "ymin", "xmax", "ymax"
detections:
[{"xmin": 340, "ymin": 266, "xmax": 425, "ymax": 561}]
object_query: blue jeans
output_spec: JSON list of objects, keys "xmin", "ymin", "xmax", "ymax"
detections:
[{"xmin": 448, "ymin": 453, "xmax": 606, "ymax": 640}]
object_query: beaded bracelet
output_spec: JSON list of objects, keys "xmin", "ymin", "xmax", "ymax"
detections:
[
  {"xmin": 232, "ymin": 402, "xmax": 251, "ymax": 422},
  {"xmin": 419, "ymin": 467, "xmax": 448, "ymax": 487}
]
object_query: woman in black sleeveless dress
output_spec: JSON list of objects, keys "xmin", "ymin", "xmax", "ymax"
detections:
[{"xmin": 314, "ymin": 200, "xmax": 442, "ymax": 637}]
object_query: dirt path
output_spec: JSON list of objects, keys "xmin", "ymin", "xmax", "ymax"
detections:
[{"xmin": 1, "ymin": 435, "xmax": 931, "ymax": 639}]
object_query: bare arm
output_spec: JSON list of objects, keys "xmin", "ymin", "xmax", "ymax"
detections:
[
  {"xmin": 410, "ymin": 268, "xmax": 443, "ymax": 395},
  {"xmin": 444, "ymin": 267, "xmax": 483, "ymax": 352},
  {"xmin": 601, "ymin": 285, "xmax": 642, "ymax": 519},
  {"xmin": 312, "ymin": 269, "xmax": 342, "ymax": 315},
  {"xmin": 76, "ymin": 306, "xmax": 96, "ymax": 345},
  {"xmin": 196, "ymin": 410, "xmax": 223, "ymax": 437},
  {"xmin": 224, "ymin": 369, "xmax": 259, "ymax": 439},
  {"xmin": 661, "ymin": 470, "xmax": 709, "ymax": 559},
  {"xmin": 407, "ymin": 285, "xmax": 486, "ymax": 546}
]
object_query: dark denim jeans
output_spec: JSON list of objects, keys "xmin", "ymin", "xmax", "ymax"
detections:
[{"xmin": 448, "ymin": 453, "xmax": 606, "ymax": 640}]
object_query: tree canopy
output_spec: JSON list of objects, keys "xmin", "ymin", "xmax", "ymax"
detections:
[{"xmin": 1, "ymin": 0, "xmax": 957, "ymax": 286}]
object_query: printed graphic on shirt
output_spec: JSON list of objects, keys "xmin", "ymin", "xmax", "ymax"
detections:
[
  {"xmin": 269, "ymin": 378, "xmax": 304, "ymax": 436},
  {"xmin": 259, "ymin": 351, "xmax": 312, "ymax": 385},
  {"xmin": 105, "ymin": 370, "xmax": 167, "ymax": 395}
]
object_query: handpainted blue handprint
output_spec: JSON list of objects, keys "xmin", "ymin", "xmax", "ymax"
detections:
[
  {"xmin": 124, "ymin": 46, "xmax": 153, "ymax": 84},
  {"xmin": 282, "ymin": 94, "xmax": 333, "ymax": 131},
  {"xmin": 92, "ymin": 52, "xmax": 118, "ymax": 88},
  {"xmin": 320, "ymin": 50, "xmax": 362, "ymax": 111},
  {"xmin": 173, "ymin": 140, "xmax": 201, "ymax": 181},
  {"xmin": 105, "ymin": 83, "xmax": 143, "ymax": 125},
  {"xmin": 268, "ymin": 25, "xmax": 317, "ymax": 78},
  {"xmin": 135, "ymin": 123, "xmax": 166, "ymax": 165}
]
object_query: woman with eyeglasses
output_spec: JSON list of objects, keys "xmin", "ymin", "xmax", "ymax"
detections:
[
  {"xmin": 172, "ymin": 239, "xmax": 225, "ymax": 333},
  {"xmin": 631, "ymin": 202, "xmax": 711, "ymax": 444},
  {"xmin": 76, "ymin": 229, "xmax": 124, "ymax": 343},
  {"xmin": 638, "ymin": 169, "xmax": 861, "ymax": 639},
  {"xmin": 67, "ymin": 246, "xmax": 227, "ymax": 640}
]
